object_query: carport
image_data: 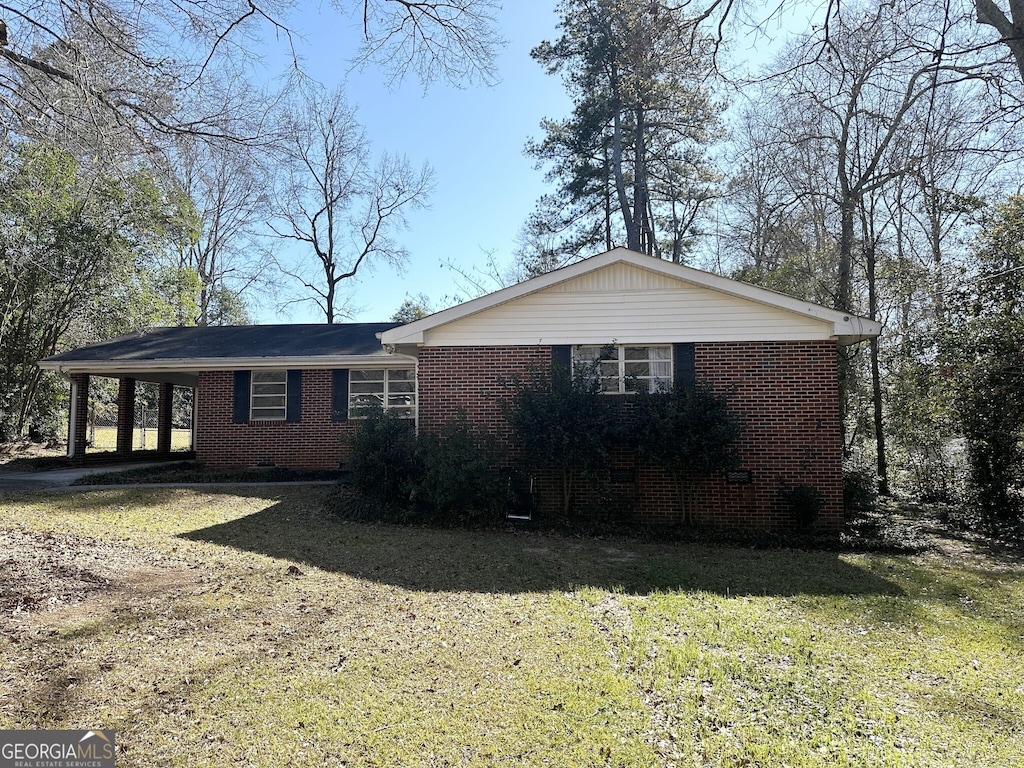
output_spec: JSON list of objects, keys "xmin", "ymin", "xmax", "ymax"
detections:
[{"xmin": 37, "ymin": 340, "xmax": 197, "ymax": 466}]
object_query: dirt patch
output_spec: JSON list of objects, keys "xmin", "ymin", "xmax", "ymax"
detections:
[
  {"xmin": 0, "ymin": 528, "xmax": 191, "ymax": 618},
  {"xmin": 0, "ymin": 440, "xmax": 68, "ymax": 472}
]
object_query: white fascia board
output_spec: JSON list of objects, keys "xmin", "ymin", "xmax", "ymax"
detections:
[
  {"xmin": 38, "ymin": 353, "xmax": 412, "ymax": 375},
  {"xmin": 380, "ymin": 247, "xmax": 882, "ymax": 345}
]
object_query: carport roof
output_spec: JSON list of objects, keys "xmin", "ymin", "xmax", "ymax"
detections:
[{"xmin": 37, "ymin": 324, "xmax": 404, "ymax": 384}]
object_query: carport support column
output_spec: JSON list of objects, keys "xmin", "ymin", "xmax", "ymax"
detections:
[
  {"xmin": 116, "ymin": 377, "xmax": 136, "ymax": 456},
  {"xmin": 157, "ymin": 383, "xmax": 174, "ymax": 454},
  {"xmin": 68, "ymin": 373, "xmax": 90, "ymax": 465}
]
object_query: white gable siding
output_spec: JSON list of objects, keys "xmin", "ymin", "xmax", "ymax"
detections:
[{"xmin": 421, "ymin": 262, "xmax": 833, "ymax": 346}]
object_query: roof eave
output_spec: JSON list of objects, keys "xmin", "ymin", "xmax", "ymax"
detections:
[
  {"xmin": 831, "ymin": 317, "xmax": 883, "ymax": 344},
  {"xmin": 38, "ymin": 352, "xmax": 413, "ymax": 375}
]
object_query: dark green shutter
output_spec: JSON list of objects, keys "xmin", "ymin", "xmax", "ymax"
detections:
[
  {"xmin": 332, "ymin": 369, "xmax": 349, "ymax": 421},
  {"xmin": 286, "ymin": 370, "xmax": 302, "ymax": 422},
  {"xmin": 673, "ymin": 343, "xmax": 696, "ymax": 387},
  {"xmin": 232, "ymin": 370, "xmax": 251, "ymax": 424},
  {"xmin": 551, "ymin": 345, "xmax": 572, "ymax": 382}
]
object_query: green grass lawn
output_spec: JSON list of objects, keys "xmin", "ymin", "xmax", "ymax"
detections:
[
  {"xmin": 1, "ymin": 486, "xmax": 1021, "ymax": 767},
  {"xmin": 86, "ymin": 426, "xmax": 193, "ymax": 452}
]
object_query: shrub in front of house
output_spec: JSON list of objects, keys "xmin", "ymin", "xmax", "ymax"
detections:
[
  {"xmin": 504, "ymin": 361, "xmax": 621, "ymax": 519},
  {"xmin": 629, "ymin": 381, "xmax": 743, "ymax": 525},
  {"xmin": 411, "ymin": 413, "xmax": 505, "ymax": 524},
  {"xmin": 342, "ymin": 408, "xmax": 505, "ymax": 525},
  {"xmin": 780, "ymin": 483, "xmax": 825, "ymax": 531},
  {"xmin": 344, "ymin": 407, "xmax": 421, "ymax": 516}
]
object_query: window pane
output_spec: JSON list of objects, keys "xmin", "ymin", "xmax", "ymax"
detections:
[
  {"xmin": 351, "ymin": 393, "xmax": 384, "ymax": 409},
  {"xmin": 251, "ymin": 407, "xmax": 286, "ymax": 420},
  {"xmin": 350, "ymin": 369, "xmax": 385, "ymax": 382},
  {"xmin": 251, "ymin": 370, "xmax": 287, "ymax": 420},
  {"xmin": 253, "ymin": 371, "xmax": 286, "ymax": 383},
  {"xmin": 252, "ymin": 394, "xmax": 286, "ymax": 406},
  {"xmin": 574, "ymin": 346, "xmax": 602, "ymax": 362},
  {"xmin": 574, "ymin": 344, "xmax": 674, "ymax": 395},
  {"xmin": 650, "ymin": 361, "xmax": 671, "ymax": 377},
  {"xmin": 624, "ymin": 362, "xmax": 650, "ymax": 377},
  {"xmin": 348, "ymin": 368, "xmax": 418, "ymax": 418},
  {"xmin": 252, "ymin": 383, "xmax": 286, "ymax": 395}
]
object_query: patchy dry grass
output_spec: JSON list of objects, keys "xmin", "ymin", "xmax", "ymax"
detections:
[{"xmin": 0, "ymin": 486, "xmax": 1022, "ymax": 767}]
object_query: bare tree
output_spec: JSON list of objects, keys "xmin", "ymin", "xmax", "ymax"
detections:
[
  {"xmin": 271, "ymin": 85, "xmax": 433, "ymax": 323},
  {"xmin": 763, "ymin": 2, "xmax": 989, "ymax": 312},
  {"xmin": 353, "ymin": 0, "xmax": 502, "ymax": 87},
  {"xmin": 0, "ymin": 0, "xmax": 502, "ymax": 147},
  {"xmin": 720, "ymin": 1, "xmax": 1019, "ymax": 494},
  {"xmin": 172, "ymin": 137, "xmax": 274, "ymax": 325}
]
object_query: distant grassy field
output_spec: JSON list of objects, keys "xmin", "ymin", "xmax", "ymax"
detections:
[
  {"xmin": 87, "ymin": 426, "xmax": 192, "ymax": 451},
  {"xmin": 1, "ymin": 487, "xmax": 1021, "ymax": 767}
]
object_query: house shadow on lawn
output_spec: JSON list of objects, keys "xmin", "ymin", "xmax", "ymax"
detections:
[{"xmin": 178, "ymin": 490, "xmax": 904, "ymax": 598}]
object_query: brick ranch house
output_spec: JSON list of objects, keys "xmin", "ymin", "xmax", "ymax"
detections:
[{"xmin": 39, "ymin": 247, "xmax": 881, "ymax": 530}]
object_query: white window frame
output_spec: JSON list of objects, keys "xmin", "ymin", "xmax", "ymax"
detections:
[
  {"xmin": 250, "ymin": 370, "xmax": 287, "ymax": 421},
  {"xmin": 572, "ymin": 344, "xmax": 673, "ymax": 394},
  {"xmin": 349, "ymin": 368, "xmax": 417, "ymax": 419}
]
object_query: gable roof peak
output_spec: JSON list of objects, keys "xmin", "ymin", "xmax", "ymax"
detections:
[{"xmin": 381, "ymin": 247, "xmax": 881, "ymax": 346}]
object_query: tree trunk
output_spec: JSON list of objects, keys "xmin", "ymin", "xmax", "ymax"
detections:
[
  {"xmin": 862, "ymin": 209, "xmax": 889, "ymax": 495},
  {"xmin": 633, "ymin": 107, "xmax": 652, "ymax": 255},
  {"xmin": 870, "ymin": 335, "xmax": 889, "ymax": 495},
  {"xmin": 974, "ymin": 0, "xmax": 1024, "ymax": 84},
  {"xmin": 603, "ymin": 142, "xmax": 613, "ymax": 251},
  {"xmin": 838, "ymin": 194, "xmax": 856, "ymax": 312},
  {"xmin": 610, "ymin": 108, "xmax": 639, "ymax": 251},
  {"xmin": 562, "ymin": 467, "xmax": 573, "ymax": 516},
  {"xmin": 677, "ymin": 474, "xmax": 697, "ymax": 525}
]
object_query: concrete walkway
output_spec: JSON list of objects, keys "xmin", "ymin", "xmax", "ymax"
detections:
[{"xmin": 0, "ymin": 462, "xmax": 187, "ymax": 491}]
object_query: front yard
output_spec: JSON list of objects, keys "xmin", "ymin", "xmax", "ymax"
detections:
[{"xmin": 0, "ymin": 486, "xmax": 1021, "ymax": 766}]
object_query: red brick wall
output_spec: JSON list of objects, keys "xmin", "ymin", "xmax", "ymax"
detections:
[
  {"xmin": 417, "ymin": 341, "xmax": 843, "ymax": 532},
  {"xmin": 115, "ymin": 377, "xmax": 136, "ymax": 455},
  {"xmin": 694, "ymin": 341, "xmax": 843, "ymax": 530},
  {"xmin": 194, "ymin": 341, "xmax": 843, "ymax": 530},
  {"xmin": 416, "ymin": 346, "xmax": 552, "ymax": 442},
  {"xmin": 69, "ymin": 373, "xmax": 90, "ymax": 463},
  {"xmin": 195, "ymin": 370, "xmax": 358, "ymax": 469}
]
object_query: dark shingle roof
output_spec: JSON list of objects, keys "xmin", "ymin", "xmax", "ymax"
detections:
[{"xmin": 42, "ymin": 324, "xmax": 398, "ymax": 363}]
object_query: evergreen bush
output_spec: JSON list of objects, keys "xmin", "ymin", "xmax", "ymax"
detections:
[
  {"xmin": 344, "ymin": 408, "xmax": 505, "ymax": 524},
  {"xmin": 630, "ymin": 381, "xmax": 743, "ymax": 524}
]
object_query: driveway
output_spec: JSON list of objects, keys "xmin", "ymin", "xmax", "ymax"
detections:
[{"xmin": 0, "ymin": 463, "xmax": 180, "ymax": 491}]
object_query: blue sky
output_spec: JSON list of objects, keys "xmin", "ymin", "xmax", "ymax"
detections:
[
  {"xmin": 260, "ymin": 3, "xmax": 572, "ymax": 324},
  {"xmin": 258, "ymin": 2, "xmax": 811, "ymax": 325}
]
